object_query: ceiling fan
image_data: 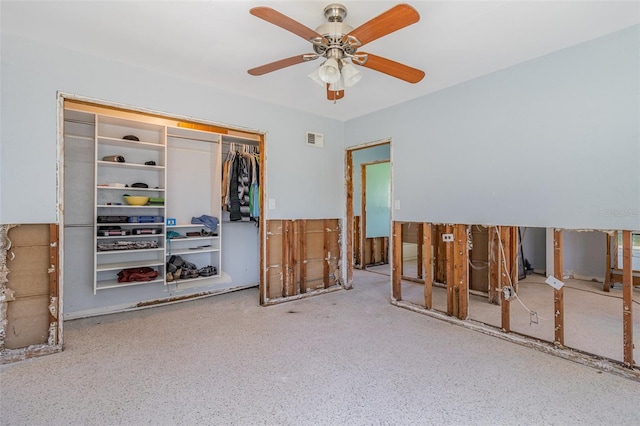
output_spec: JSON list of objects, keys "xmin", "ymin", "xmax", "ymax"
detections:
[{"xmin": 248, "ymin": 3, "xmax": 425, "ymax": 101}]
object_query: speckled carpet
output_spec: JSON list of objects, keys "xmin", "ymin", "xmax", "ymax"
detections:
[{"xmin": 1, "ymin": 270, "xmax": 638, "ymax": 425}]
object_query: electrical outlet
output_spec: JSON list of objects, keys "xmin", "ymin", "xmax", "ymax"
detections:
[
  {"xmin": 268, "ymin": 199, "xmax": 276, "ymax": 210},
  {"xmin": 442, "ymin": 233, "xmax": 454, "ymax": 242},
  {"xmin": 502, "ymin": 286, "xmax": 515, "ymax": 300}
]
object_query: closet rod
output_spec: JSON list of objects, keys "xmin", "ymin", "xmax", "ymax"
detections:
[
  {"xmin": 64, "ymin": 134, "xmax": 95, "ymax": 142},
  {"xmin": 221, "ymin": 139, "xmax": 259, "ymax": 148},
  {"xmin": 166, "ymin": 133, "xmax": 219, "ymax": 143}
]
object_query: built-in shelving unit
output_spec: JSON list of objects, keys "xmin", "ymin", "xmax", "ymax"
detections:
[
  {"xmin": 63, "ymin": 101, "xmax": 259, "ymax": 306},
  {"xmin": 93, "ymin": 114, "xmax": 167, "ymax": 294}
]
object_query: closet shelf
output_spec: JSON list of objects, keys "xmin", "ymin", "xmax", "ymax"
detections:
[
  {"xmin": 166, "ymin": 248, "xmax": 220, "ymax": 256},
  {"xmin": 97, "ymin": 186, "xmax": 165, "ymax": 192},
  {"xmin": 97, "ymin": 248, "xmax": 165, "ymax": 256},
  {"xmin": 97, "ymin": 204, "xmax": 165, "ymax": 209},
  {"xmin": 64, "ymin": 133, "xmax": 95, "ymax": 141},
  {"xmin": 97, "ymin": 135, "xmax": 164, "ymax": 150},
  {"xmin": 96, "ymin": 259, "xmax": 165, "ymax": 272},
  {"xmin": 95, "ymin": 222, "xmax": 164, "ymax": 227},
  {"xmin": 97, "ymin": 234, "xmax": 166, "ymax": 240},
  {"xmin": 96, "ymin": 278, "xmax": 164, "ymax": 291},
  {"xmin": 97, "ymin": 161, "xmax": 165, "ymax": 170}
]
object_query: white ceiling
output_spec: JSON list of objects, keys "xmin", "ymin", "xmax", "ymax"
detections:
[{"xmin": 3, "ymin": 1, "xmax": 639, "ymax": 121}]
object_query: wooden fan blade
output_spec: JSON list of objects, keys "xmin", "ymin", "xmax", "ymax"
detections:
[
  {"xmin": 248, "ymin": 55, "xmax": 309, "ymax": 76},
  {"xmin": 250, "ymin": 7, "xmax": 323, "ymax": 42},
  {"xmin": 326, "ymin": 84, "xmax": 345, "ymax": 101},
  {"xmin": 358, "ymin": 53, "xmax": 425, "ymax": 83},
  {"xmin": 344, "ymin": 4, "xmax": 419, "ymax": 47}
]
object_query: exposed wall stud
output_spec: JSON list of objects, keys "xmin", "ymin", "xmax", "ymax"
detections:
[
  {"xmin": 603, "ymin": 233, "xmax": 611, "ymax": 292},
  {"xmin": 622, "ymin": 230, "xmax": 633, "ymax": 365},
  {"xmin": 323, "ymin": 219, "xmax": 330, "ymax": 288},
  {"xmin": 445, "ymin": 225, "xmax": 454, "ymax": 316},
  {"xmin": 423, "ymin": 223, "xmax": 433, "ymax": 309},
  {"xmin": 488, "ymin": 227, "xmax": 500, "ymax": 305},
  {"xmin": 554, "ymin": 229, "xmax": 564, "ymax": 346},
  {"xmin": 392, "ymin": 221, "xmax": 402, "ymax": 301},
  {"xmin": 500, "ymin": 226, "xmax": 511, "ymax": 332},
  {"xmin": 454, "ymin": 224, "xmax": 469, "ymax": 320},
  {"xmin": 299, "ymin": 220, "xmax": 308, "ymax": 294}
]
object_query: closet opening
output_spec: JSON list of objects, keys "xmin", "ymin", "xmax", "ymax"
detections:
[{"xmin": 58, "ymin": 94, "xmax": 265, "ymax": 322}]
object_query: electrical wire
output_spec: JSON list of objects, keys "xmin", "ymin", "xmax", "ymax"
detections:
[{"xmin": 494, "ymin": 226, "xmax": 547, "ymax": 322}]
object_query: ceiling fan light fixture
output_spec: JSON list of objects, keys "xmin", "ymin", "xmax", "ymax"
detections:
[
  {"xmin": 318, "ymin": 57, "xmax": 341, "ymax": 84},
  {"xmin": 308, "ymin": 67, "xmax": 326, "ymax": 87},
  {"xmin": 329, "ymin": 77, "xmax": 344, "ymax": 92},
  {"xmin": 340, "ymin": 61, "xmax": 362, "ymax": 87}
]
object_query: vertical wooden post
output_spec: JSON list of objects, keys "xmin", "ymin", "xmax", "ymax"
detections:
[
  {"xmin": 423, "ymin": 223, "xmax": 433, "ymax": 309},
  {"xmin": 454, "ymin": 224, "xmax": 469, "ymax": 320},
  {"xmin": 554, "ymin": 229, "xmax": 564, "ymax": 346},
  {"xmin": 500, "ymin": 226, "xmax": 511, "ymax": 332},
  {"xmin": 416, "ymin": 225, "xmax": 424, "ymax": 280},
  {"xmin": 299, "ymin": 220, "xmax": 307, "ymax": 294},
  {"xmin": 346, "ymin": 150, "xmax": 354, "ymax": 284},
  {"xmin": 49, "ymin": 224, "xmax": 59, "ymax": 345},
  {"xmin": 360, "ymin": 164, "xmax": 367, "ymax": 270},
  {"xmin": 622, "ymin": 230, "xmax": 633, "ymax": 365},
  {"xmin": 282, "ymin": 220, "xmax": 292, "ymax": 297},
  {"xmin": 292, "ymin": 220, "xmax": 300, "ymax": 295},
  {"xmin": 392, "ymin": 221, "xmax": 402, "ymax": 301},
  {"xmin": 323, "ymin": 219, "xmax": 330, "ymax": 288},
  {"xmin": 445, "ymin": 224, "xmax": 454, "ymax": 316},
  {"xmin": 510, "ymin": 226, "xmax": 519, "ymax": 292},
  {"xmin": 603, "ymin": 233, "xmax": 611, "ymax": 292},
  {"xmin": 259, "ymin": 136, "xmax": 266, "ymax": 305},
  {"xmin": 488, "ymin": 227, "xmax": 500, "ymax": 305},
  {"xmin": 263, "ymin": 221, "xmax": 272, "ymax": 304},
  {"xmin": 400, "ymin": 224, "xmax": 405, "ymax": 276}
]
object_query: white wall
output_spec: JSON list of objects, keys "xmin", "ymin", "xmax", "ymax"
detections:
[
  {"xmin": 345, "ymin": 25, "xmax": 640, "ymax": 231},
  {"xmin": 0, "ymin": 33, "xmax": 345, "ymax": 223}
]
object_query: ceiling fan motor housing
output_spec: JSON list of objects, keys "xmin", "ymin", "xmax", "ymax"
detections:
[
  {"xmin": 314, "ymin": 4, "xmax": 357, "ymax": 57},
  {"xmin": 323, "ymin": 3, "xmax": 347, "ymax": 22}
]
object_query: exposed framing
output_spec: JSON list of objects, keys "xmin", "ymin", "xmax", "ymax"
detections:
[
  {"xmin": 390, "ymin": 221, "xmax": 639, "ymax": 376},
  {"xmin": 622, "ymin": 230, "xmax": 633, "ymax": 365},
  {"xmin": 0, "ymin": 225, "xmax": 63, "ymax": 364},
  {"xmin": 553, "ymin": 229, "xmax": 564, "ymax": 346},
  {"xmin": 263, "ymin": 219, "xmax": 342, "ymax": 305}
]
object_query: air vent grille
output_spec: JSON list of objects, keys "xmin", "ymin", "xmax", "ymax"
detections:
[{"xmin": 306, "ymin": 131, "xmax": 324, "ymax": 148}]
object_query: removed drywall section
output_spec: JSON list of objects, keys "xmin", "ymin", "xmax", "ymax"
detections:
[
  {"xmin": 264, "ymin": 219, "xmax": 342, "ymax": 304},
  {"xmin": 563, "ymin": 230, "xmax": 606, "ymax": 281},
  {"xmin": 520, "ymin": 227, "xmax": 546, "ymax": 274},
  {"xmin": 4, "ymin": 225, "xmax": 51, "ymax": 349}
]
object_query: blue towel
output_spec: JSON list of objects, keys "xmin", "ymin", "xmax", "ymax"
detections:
[{"xmin": 191, "ymin": 215, "xmax": 219, "ymax": 231}]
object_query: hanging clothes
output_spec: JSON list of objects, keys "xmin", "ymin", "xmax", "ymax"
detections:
[
  {"xmin": 221, "ymin": 143, "xmax": 260, "ymax": 222},
  {"xmin": 228, "ymin": 152, "xmax": 242, "ymax": 221}
]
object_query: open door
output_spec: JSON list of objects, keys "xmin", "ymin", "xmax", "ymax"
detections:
[
  {"xmin": 359, "ymin": 161, "xmax": 391, "ymax": 271},
  {"xmin": 345, "ymin": 141, "xmax": 391, "ymax": 287}
]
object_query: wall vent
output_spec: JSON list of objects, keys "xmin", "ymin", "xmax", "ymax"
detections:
[{"xmin": 306, "ymin": 131, "xmax": 324, "ymax": 148}]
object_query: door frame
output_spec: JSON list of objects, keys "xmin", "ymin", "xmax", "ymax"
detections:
[
  {"xmin": 345, "ymin": 139, "xmax": 391, "ymax": 288},
  {"xmin": 56, "ymin": 92, "xmax": 267, "ymax": 326}
]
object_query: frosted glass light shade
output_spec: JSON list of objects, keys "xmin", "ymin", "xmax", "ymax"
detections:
[
  {"xmin": 318, "ymin": 57, "xmax": 341, "ymax": 84},
  {"xmin": 341, "ymin": 62, "xmax": 362, "ymax": 87},
  {"xmin": 308, "ymin": 67, "xmax": 325, "ymax": 87}
]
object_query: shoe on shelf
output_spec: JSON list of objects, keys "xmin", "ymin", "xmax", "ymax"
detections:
[{"xmin": 197, "ymin": 265, "xmax": 216, "ymax": 277}]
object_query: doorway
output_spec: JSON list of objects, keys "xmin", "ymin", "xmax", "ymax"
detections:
[{"xmin": 345, "ymin": 141, "xmax": 391, "ymax": 286}]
